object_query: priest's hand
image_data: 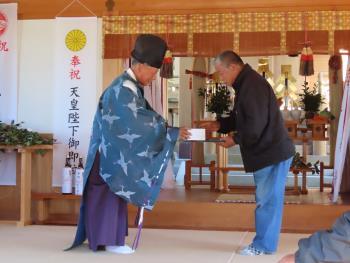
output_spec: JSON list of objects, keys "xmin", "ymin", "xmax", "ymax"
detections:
[
  {"xmin": 179, "ymin": 127, "xmax": 191, "ymax": 141},
  {"xmin": 198, "ymin": 121, "xmax": 220, "ymax": 133},
  {"xmin": 218, "ymin": 136, "xmax": 235, "ymax": 148},
  {"xmin": 277, "ymin": 254, "xmax": 295, "ymax": 263}
]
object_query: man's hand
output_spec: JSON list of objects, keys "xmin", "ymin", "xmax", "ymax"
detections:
[
  {"xmin": 218, "ymin": 136, "xmax": 235, "ymax": 148},
  {"xmin": 278, "ymin": 254, "xmax": 295, "ymax": 263},
  {"xmin": 179, "ymin": 127, "xmax": 191, "ymax": 141},
  {"xmin": 198, "ymin": 121, "xmax": 220, "ymax": 133}
]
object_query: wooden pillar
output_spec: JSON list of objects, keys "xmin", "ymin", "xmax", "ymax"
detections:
[
  {"xmin": 185, "ymin": 160, "xmax": 192, "ymax": 190},
  {"xmin": 301, "ymin": 171, "xmax": 308, "ymax": 194},
  {"xmin": 329, "ymin": 57, "xmax": 343, "ymax": 165},
  {"xmin": 191, "ymin": 57, "xmax": 206, "ymax": 165},
  {"xmin": 320, "ymin": 161, "xmax": 324, "ymax": 192},
  {"xmin": 293, "ymin": 170, "xmax": 299, "ymax": 194},
  {"xmin": 209, "ymin": 161, "xmax": 216, "ymax": 191},
  {"xmin": 222, "ymin": 170, "xmax": 229, "ymax": 192},
  {"xmin": 18, "ymin": 149, "xmax": 32, "ymax": 226},
  {"xmin": 340, "ymin": 144, "xmax": 350, "ymax": 193},
  {"xmin": 37, "ymin": 199, "xmax": 49, "ymax": 224},
  {"xmin": 216, "ymin": 143, "xmax": 228, "ymax": 191}
]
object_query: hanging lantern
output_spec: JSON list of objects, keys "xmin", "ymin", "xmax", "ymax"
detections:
[
  {"xmin": 299, "ymin": 46, "xmax": 314, "ymax": 76},
  {"xmin": 160, "ymin": 50, "xmax": 173, "ymax": 79}
]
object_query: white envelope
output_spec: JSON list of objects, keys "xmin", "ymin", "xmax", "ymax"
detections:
[{"xmin": 187, "ymin": 128, "xmax": 206, "ymax": 141}]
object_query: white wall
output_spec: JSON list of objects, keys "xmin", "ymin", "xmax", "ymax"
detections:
[{"xmin": 17, "ymin": 19, "xmax": 103, "ymax": 133}]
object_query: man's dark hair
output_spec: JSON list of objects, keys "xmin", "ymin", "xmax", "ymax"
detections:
[{"xmin": 215, "ymin": 50, "xmax": 244, "ymax": 68}]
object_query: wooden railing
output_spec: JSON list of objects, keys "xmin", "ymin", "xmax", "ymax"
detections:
[{"xmin": 185, "ymin": 160, "xmax": 216, "ymax": 191}]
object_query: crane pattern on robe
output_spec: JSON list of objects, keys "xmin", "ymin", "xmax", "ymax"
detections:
[
  {"xmin": 118, "ymin": 128, "xmax": 141, "ymax": 144},
  {"xmin": 69, "ymin": 71, "xmax": 179, "ymax": 251},
  {"xmin": 100, "ymin": 135, "xmax": 110, "ymax": 158},
  {"xmin": 115, "ymin": 185, "xmax": 136, "ymax": 200},
  {"xmin": 139, "ymin": 170, "xmax": 153, "ymax": 187},
  {"xmin": 113, "ymin": 152, "xmax": 131, "ymax": 176},
  {"xmin": 137, "ymin": 146, "xmax": 157, "ymax": 158},
  {"xmin": 102, "ymin": 113, "xmax": 120, "ymax": 129},
  {"xmin": 85, "ymin": 71, "xmax": 179, "ymax": 210}
]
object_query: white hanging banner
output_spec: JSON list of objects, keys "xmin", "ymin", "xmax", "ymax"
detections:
[
  {"xmin": 53, "ymin": 17, "xmax": 98, "ymax": 186},
  {"xmin": 333, "ymin": 57, "xmax": 350, "ymax": 202},
  {"xmin": 0, "ymin": 3, "xmax": 17, "ymax": 186}
]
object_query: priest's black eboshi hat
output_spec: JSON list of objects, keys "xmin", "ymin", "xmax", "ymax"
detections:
[{"xmin": 131, "ymin": 34, "xmax": 167, "ymax": 69}]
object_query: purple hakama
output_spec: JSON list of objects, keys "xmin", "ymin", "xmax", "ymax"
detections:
[{"xmin": 84, "ymin": 152, "xmax": 129, "ymax": 251}]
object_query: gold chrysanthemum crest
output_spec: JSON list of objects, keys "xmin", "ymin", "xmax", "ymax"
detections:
[{"xmin": 65, "ymin": 29, "xmax": 87, "ymax": 52}]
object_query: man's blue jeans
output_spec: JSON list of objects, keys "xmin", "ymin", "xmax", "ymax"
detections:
[{"xmin": 252, "ymin": 157, "xmax": 293, "ymax": 253}]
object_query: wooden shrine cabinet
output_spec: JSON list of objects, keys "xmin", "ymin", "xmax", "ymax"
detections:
[
  {"xmin": 306, "ymin": 119, "xmax": 329, "ymax": 141},
  {"xmin": 284, "ymin": 120, "xmax": 299, "ymax": 139}
]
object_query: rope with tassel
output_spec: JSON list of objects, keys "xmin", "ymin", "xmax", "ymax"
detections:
[
  {"xmin": 160, "ymin": 18, "xmax": 174, "ymax": 79},
  {"xmin": 299, "ymin": 13, "xmax": 314, "ymax": 79}
]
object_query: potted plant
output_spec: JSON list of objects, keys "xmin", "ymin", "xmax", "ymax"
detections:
[
  {"xmin": 298, "ymin": 81, "xmax": 324, "ymax": 120},
  {"xmin": 198, "ymin": 83, "xmax": 232, "ymax": 119}
]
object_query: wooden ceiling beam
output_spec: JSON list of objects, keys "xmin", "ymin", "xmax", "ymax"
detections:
[
  {"xmin": 116, "ymin": 0, "xmax": 350, "ymax": 15},
  {"xmin": 1, "ymin": 0, "xmax": 350, "ymax": 19}
]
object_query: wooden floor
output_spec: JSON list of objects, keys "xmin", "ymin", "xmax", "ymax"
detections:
[
  {"xmin": 128, "ymin": 187, "xmax": 350, "ymax": 233},
  {"xmin": 1, "ymin": 186, "xmax": 349, "ymax": 234},
  {"xmin": 157, "ymin": 186, "xmax": 350, "ymax": 205}
]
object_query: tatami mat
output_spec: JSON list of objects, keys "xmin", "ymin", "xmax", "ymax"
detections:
[
  {"xmin": 0, "ymin": 224, "xmax": 308, "ymax": 263},
  {"xmin": 231, "ymin": 232, "xmax": 308, "ymax": 263}
]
